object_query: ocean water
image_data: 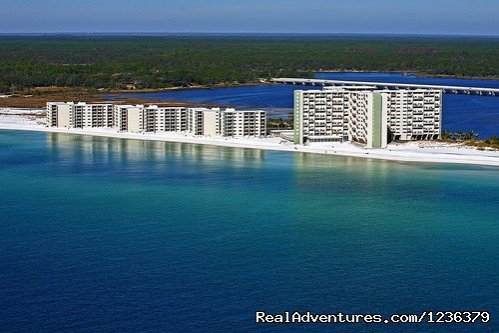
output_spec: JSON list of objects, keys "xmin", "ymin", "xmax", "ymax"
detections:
[
  {"xmin": 0, "ymin": 130, "xmax": 498, "ymax": 332},
  {"xmin": 114, "ymin": 72, "xmax": 499, "ymax": 138}
]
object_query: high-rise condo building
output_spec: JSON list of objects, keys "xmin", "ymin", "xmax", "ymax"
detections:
[{"xmin": 294, "ymin": 87, "xmax": 442, "ymax": 148}]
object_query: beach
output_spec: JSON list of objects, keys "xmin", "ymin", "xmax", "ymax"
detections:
[{"xmin": 0, "ymin": 109, "xmax": 498, "ymax": 167}]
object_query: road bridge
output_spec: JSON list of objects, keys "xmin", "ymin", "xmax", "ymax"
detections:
[{"xmin": 271, "ymin": 78, "xmax": 499, "ymax": 96}]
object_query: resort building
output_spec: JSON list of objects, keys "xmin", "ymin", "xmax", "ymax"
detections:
[
  {"xmin": 221, "ymin": 108, "xmax": 267, "ymax": 137},
  {"xmin": 383, "ymin": 89, "xmax": 442, "ymax": 141},
  {"xmin": 187, "ymin": 108, "xmax": 221, "ymax": 136},
  {"xmin": 294, "ymin": 87, "xmax": 441, "ymax": 148},
  {"xmin": 186, "ymin": 108, "xmax": 267, "ymax": 137},
  {"xmin": 47, "ymin": 102, "xmax": 71, "ymax": 128},
  {"xmin": 47, "ymin": 102, "xmax": 266, "ymax": 138},
  {"xmin": 113, "ymin": 105, "xmax": 189, "ymax": 133},
  {"xmin": 113, "ymin": 105, "xmax": 142, "ymax": 132},
  {"xmin": 47, "ymin": 102, "xmax": 113, "ymax": 128},
  {"xmin": 152, "ymin": 106, "xmax": 188, "ymax": 133}
]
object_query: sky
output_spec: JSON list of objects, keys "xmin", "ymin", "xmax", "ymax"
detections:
[{"xmin": 0, "ymin": 0, "xmax": 497, "ymax": 35}]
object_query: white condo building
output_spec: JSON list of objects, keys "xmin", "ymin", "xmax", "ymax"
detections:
[
  {"xmin": 114, "ymin": 105, "xmax": 188, "ymax": 133},
  {"xmin": 294, "ymin": 87, "xmax": 442, "ymax": 148},
  {"xmin": 221, "ymin": 108, "xmax": 267, "ymax": 137},
  {"xmin": 187, "ymin": 108, "xmax": 221, "ymax": 136},
  {"xmin": 187, "ymin": 107, "xmax": 266, "ymax": 137},
  {"xmin": 113, "ymin": 105, "xmax": 142, "ymax": 132},
  {"xmin": 47, "ymin": 102, "xmax": 113, "ymax": 128},
  {"xmin": 47, "ymin": 102, "xmax": 266, "ymax": 138}
]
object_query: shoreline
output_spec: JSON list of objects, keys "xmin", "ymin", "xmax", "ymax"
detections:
[
  {"xmin": 0, "ymin": 83, "xmax": 267, "ymax": 109},
  {"xmin": 0, "ymin": 122, "xmax": 497, "ymax": 167},
  {"xmin": 2, "ymin": 72, "xmax": 497, "ymax": 109},
  {"xmin": 104, "ymin": 81, "xmax": 273, "ymax": 94},
  {"xmin": 106, "ymin": 71, "xmax": 499, "ymax": 96},
  {"xmin": 314, "ymin": 70, "xmax": 499, "ymax": 81}
]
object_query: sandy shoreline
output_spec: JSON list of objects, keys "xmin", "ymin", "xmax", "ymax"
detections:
[
  {"xmin": 104, "ymin": 81, "xmax": 273, "ymax": 94},
  {"xmin": 0, "ymin": 114, "xmax": 497, "ymax": 167}
]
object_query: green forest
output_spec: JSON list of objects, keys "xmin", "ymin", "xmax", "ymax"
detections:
[{"xmin": 0, "ymin": 35, "xmax": 498, "ymax": 93}]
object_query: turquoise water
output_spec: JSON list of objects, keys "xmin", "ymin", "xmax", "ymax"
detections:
[{"xmin": 1, "ymin": 130, "xmax": 498, "ymax": 332}]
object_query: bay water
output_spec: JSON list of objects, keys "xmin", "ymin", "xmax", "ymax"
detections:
[{"xmin": 115, "ymin": 72, "xmax": 499, "ymax": 138}]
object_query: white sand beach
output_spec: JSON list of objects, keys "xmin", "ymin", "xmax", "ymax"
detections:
[{"xmin": 0, "ymin": 110, "xmax": 498, "ymax": 167}]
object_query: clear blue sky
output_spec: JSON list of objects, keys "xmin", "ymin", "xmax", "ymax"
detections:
[{"xmin": 0, "ymin": 0, "xmax": 497, "ymax": 35}]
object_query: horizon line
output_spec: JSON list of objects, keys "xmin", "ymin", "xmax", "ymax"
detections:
[{"xmin": 0, "ymin": 32, "xmax": 498, "ymax": 38}]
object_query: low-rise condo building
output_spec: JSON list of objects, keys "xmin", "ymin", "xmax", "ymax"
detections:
[
  {"xmin": 113, "ymin": 105, "xmax": 142, "ymax": 132},
  {"xmin": 47, "ymin": 102, "xmax": 266, "ymax": 138},
  {"xmin": 187, "ymin": 108, "xmax": 221, "ymax": 136},
  {"xmin": 221, "ymin": 108, "xmax": 267, "ymax": 137},
  {"xmin": 294, "ymin": 87, "xmax": 442, "ymax": 148},
  {"xmin": 47, "ymin": 102, "xmax": 71, "ymax": 128},
  {"xmin": 47, "ymin": 102, "xmax": 113, "ymax": 128},
  {"xmin": 153, "ymin": 106, "xmax": 188, "ymax": 133},
  {"xmin": 186, "ymin": 108, "xmax": 266, "ymax": 137}
]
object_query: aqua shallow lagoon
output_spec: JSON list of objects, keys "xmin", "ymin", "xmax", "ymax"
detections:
[{"xmin": 0, "ymin": 131, "xmax": 498, "ymax": 332}]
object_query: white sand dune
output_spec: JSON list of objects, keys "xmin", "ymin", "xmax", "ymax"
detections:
[
  {"xmin": 0, "ymin": 108, "xmax": 45, "ymax": 115},
  {"xmin": 0, "ymin": 114, "xmax": 498, "ymax": 167}
]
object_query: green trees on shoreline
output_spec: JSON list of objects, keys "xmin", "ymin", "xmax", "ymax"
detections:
[
  {"xmin": 0, "ymin": 35, "xmax": 498, "ymax": 93},
  {"xmin": 441, "ymin": 130, "xmax": 479, "ymax": 141},
  {"xmin": 440, "ymin": 131, "xmax": 498, "ymax": 150}
]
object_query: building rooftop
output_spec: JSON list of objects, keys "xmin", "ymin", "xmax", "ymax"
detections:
[
  {"xmin": 299, "ymin": 87, "xmax": 442, "ymax": 94},
  {"xmin": 47, "ymin": 102, "xmax": 69, "ymax": 105},
  {"xmin": 221, "ymin": 109, "xmax": 265, "ymax": 113},
  {"xmin": 323, "ymin": 86, "xmax": 377, "ymax": 91}
]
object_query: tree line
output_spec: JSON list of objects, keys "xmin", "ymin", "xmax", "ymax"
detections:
[{"xmin": 0, "ymin": 35, "xmax": 497, "ymax": 93}]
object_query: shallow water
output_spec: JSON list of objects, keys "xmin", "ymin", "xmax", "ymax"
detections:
[{"xmin": 0, "ymin": 130, "xmax": 498, "ymax": 332}]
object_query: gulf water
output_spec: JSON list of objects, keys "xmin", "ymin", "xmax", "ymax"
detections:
[
  {"xmin": 115, "ymin": 72, "xmax": 499, "ymax": 138},
  {"xmin": 0, "ymin": 130, "xmax": 498, "ymax": 332}
]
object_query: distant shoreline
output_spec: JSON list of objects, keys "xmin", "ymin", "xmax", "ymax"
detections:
[
  {"xmin": 103, "ymin": 81, "xmax": 272, "ymax": 95},
  {"xmin": 2, "ymin": 71, "xmax": 497, "ymax": 109},
  {"xmin": 104, "ymin": 72, "xmax": 499, "ymax": 96},
  {"xmin": 314, "ymin": 70, "xmax": 499, "ymax": 81}
]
